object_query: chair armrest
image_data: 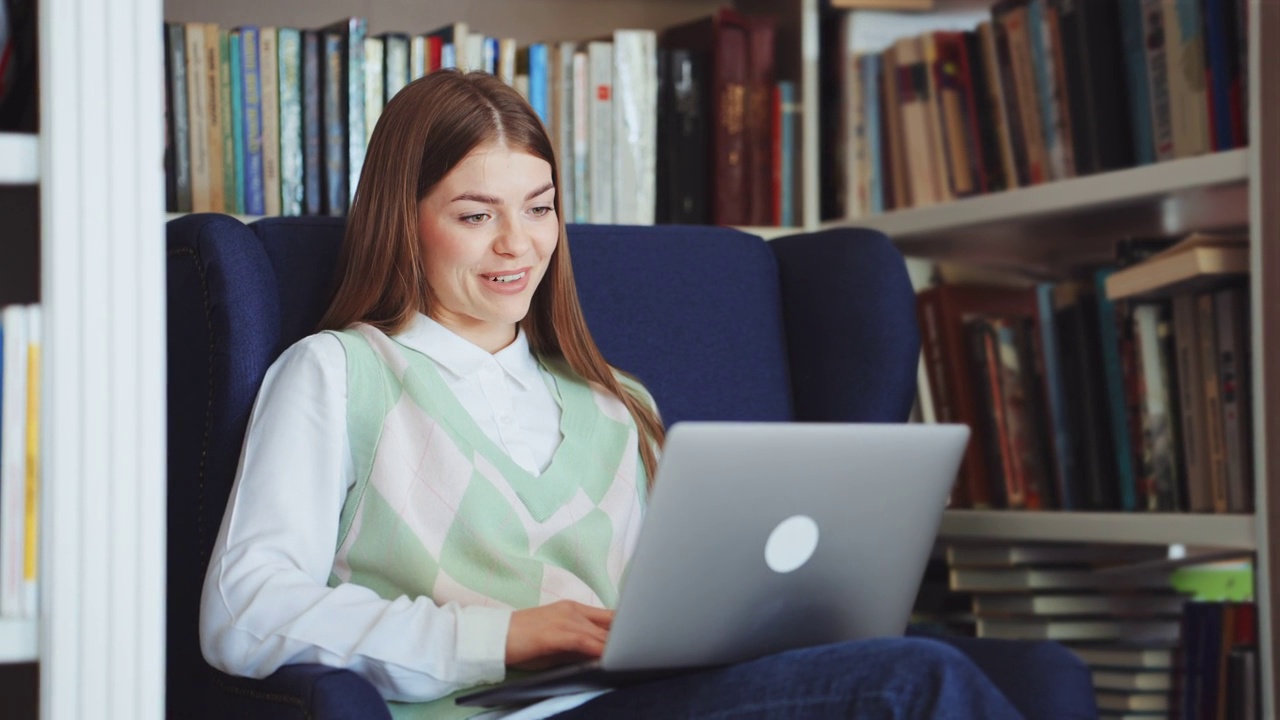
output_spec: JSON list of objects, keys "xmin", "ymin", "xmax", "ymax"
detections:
[
  {"xmin": 921, "ymin": 634, "xmax": 1098, "ymax": 720},
  {"xmin": 209, "ymin": 664, "xmax": 392, "ymax": 720}
]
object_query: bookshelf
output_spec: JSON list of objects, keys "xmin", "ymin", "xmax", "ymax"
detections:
[
  {"xmin": 823, "ymin": 0, "xmax": 1278, "ymax": 717},
  {"xmin": 0, "ymin": 134, "xmax": 39, "ymax": 184}
]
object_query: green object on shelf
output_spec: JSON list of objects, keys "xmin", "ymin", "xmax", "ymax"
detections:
[{"xmin": 1171, "ymin": 562, "xmax": 1254, "ymax": 602}]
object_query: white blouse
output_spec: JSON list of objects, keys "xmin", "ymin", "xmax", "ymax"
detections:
[{"xmin": 199, "ymin": 314, "xmax": 605, "ymax": 717}]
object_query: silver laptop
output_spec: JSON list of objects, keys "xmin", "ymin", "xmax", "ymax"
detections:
[{"xmin": 457, "ymin": 421, "xmax": 969, "ymax": 708}]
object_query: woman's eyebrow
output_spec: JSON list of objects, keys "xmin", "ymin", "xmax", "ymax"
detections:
[
  {"xmin": 448, "ymin": 182, "xmax": 555, "ymax": 205},
  {"xmin": 525, "ymin": 182, "xmax": 555, "ymax": 201}
]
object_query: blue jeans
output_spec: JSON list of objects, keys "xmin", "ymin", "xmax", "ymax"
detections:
[{"xmin": 550, "ymin": 637, "xmax": 1024, "ymax": 719}]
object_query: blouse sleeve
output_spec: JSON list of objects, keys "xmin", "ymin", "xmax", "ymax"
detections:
[{"xmin": 198, "ymin": 333, "xmax": 513, "ymax": 701}]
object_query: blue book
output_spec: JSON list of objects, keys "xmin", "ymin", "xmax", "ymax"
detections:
[
  {"xmin": 1026, "ymin": 0, "xmax": 1061, "ymax": 177},
  {"xmin": 229, "ymin": 31, "xmax": 246, "ymax": 215},
  {"xmin": 778, "ymin": 81, "xmax": 796, "ymax": 227},
  {"xmin": 1095, "ymin": 268, "xmax": 1138, "ymax": 511},
  {"xmin": 322, "ymin": 31, "xmax": 346, "ymax": 215},
  {"xmin": 1036, "ymin": 283, "xmax": 1075, "ymax": 509},
  {"xmin": 237, "ymin": 26, "xmax": 266, "ymax": 216},
  {"xmin": 1119, "ymin": 0, "xmax": 1155, "ymax": 164},
  {"xmin": 528, "ymin": 43, "xmax": 549, "ymax": 124},
  {"xmin": 1201, "ymin": 0, "xmax": 1234, "ymax": 150}
]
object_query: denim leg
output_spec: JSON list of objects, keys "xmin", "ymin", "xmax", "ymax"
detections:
[{"xmin": 550, "ymin": 637, "xmax": 1024, "ymax": 719}]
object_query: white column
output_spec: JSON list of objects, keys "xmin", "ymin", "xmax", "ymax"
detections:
[{"xmin": 39, "ymin": 0, "xmax": 166, "ymax": 716}]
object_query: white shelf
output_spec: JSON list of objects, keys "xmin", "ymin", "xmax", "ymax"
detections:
[
  {"xmin": 939, "ymin": 510, "xmax": 1258, "ymax": 550},
  {"xmin": 826, "ymin": 149, "xmax": 1250, "ymax": 265},
  {"xmin": 0, "ymin": 617, "xmax": 37, "ymax": 663},
  {"xmin": 0, "ymin": 133, "xmax": 39, "ymax": 185}
]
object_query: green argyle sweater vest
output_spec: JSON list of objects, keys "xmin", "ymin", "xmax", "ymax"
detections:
[{"xmin": 325, "ymin": 324, "xmax": 649, "ymax": 719}]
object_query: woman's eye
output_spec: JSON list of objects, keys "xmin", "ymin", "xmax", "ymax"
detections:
[
  {"xmin": 462, "ymin": 213, "xmax": 489, "ymax": 225},
  {"xmin": 530, "ymin": 206, "xmax": 553, "ymax": 217}
]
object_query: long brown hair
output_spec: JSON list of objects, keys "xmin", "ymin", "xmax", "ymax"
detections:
[{"xmin": 318, "ymin": 70, "xmax": 664, "ymax": 484}]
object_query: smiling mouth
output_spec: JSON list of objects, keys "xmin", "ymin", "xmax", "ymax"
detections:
[{"xmin": 486, "ymin": 271, "xmax": 527, "ymax": 284}]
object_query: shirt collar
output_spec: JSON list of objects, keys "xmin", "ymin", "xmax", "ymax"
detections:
[{"xmin": 395, "ymin": 314, "xmax": 542, "ymax": 390}]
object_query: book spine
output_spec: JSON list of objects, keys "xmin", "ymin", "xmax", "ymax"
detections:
[
  {"xmin": 219, "ymin": 30, "xmax": 237, "ymax": 214},
  {"xmin": 588, "ymin": 41, "xmax": 613, "ymax": 224},
  {"xmin": 1166, "ymin": 0, "xmax": 1211, "ymax": 157},
  {"xmin": 163, "ymin": 26, "xmax": 179, "ymax": 212},
  {"xmin": 21, "ymin": 306, "xmax": 39, "ymax": 618},
  {"xmin": 347, "ymin": 19, "xmax": 368, "ymax": 208},
  {"xmin": 364, "ymin": 38, "xmax": 384, "ymax": 145},
  {"xmin": 862, "ymin": 57, "xmax": 882, "ymax": 214},
  {"xmin": 612, "ymin": 31, "xmax": 657, "ymax": 225},
  {"xmin": 1036, "ymin": 283, "xmax": 1074, "ymax": 508},
  {"xmin": 203, "ymin": 25, "xmax": 226, "ymax": 214},
  {"xmin": 239, "ymin": 26, "xmax": 265, "ymax": 216},
  {"xmin": 229, "ymin": 31, "xmax": 246, "ymax": 215},
  {"xmin": 1094, "ymin": 269, "xmax": 1138, "ymax": 510},
  {"xmin": 1172, "ymin": 293, "xmax": 1210, "ymax": 511},
  {"xmin": 746, "ymin": 17, "xmax": 775, "ymax": 226},
  {"xmin": 302, "ymin": 31, "xmax": 323, "ymax": 216},
  {"xmin": 259, "ymin": 27, "xmax": 281, "ymax": 217},
  {"xmin": 555, "ymin": 42, "xmax": 575, "ymax": 224},
  {"xmin": 1215, "ymin": 287, "xmax": 1253, "ymax": 512},
  {"xmin": 1133, "ymin": 302, "xmax": 1181, "ymax": 511},
  {"xmin": 1119, "ymin": 0, "xmax": 1156, "ymax": 164},
  {"xmin": 1004, "ymin": 7, "xmax": 1048, "ymax": 184},
  {"xmin": 1077, "ymin": 0, "xmax": 1134, "ymax": 172},
  {"xmin": 528, "ymin": 44, "xmax": 549, "ymax": 125},
  {"xmin": 572, "ymin": 50, "xmax": 590, "ymax": 224},
  {"xmin": 989, "ymin": 15, "xmax": 1030, "ymax": 186},
  {"xmin": 384, "ymin": 35, "xmax": 409, "ymax": 102},
  {"xmin": 1140, "ymin": 0, "xmax": 1176, "ymax": 161},
  {"xmin": 410, "ymin": 36, "xmax": 426, "ymax": 81},
  {"xmin": 1198, "ymin": 293, "xmax": 1229, "ymax": 513},
  {"xmin": 977, "ymin": 22, "xmax": 1017, "ymax": 191},
  {"xmin": 713, "ymin": 19, "xmax": 750, "ymax": 224},
  {"xmin": 278, "ymin": 28, "xmax": 304, "ymax": 217},
  {"xmin": 184, "ymin": 24, "xmax": 210, "ymax": 213},
  {"xmin": 323, "ymin": 31, "xmax": 347, "ymax": 216},
  {"xmin": 1027, "ymin": 1, "xmax": 1066, "ymax": 180},
  {"xmin": 168, "ymin": 23, "xmax": 192, "ymax": 212}
]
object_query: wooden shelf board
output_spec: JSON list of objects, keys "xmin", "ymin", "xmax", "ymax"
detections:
[
  {"xmin": 0, "ymin": 133, "xmax": 39, "ymax": 185},
  {"xmin": 939, "ymin": 510, "xmax": 1257, "ymax": 549},
  {"xmin": 0, "ymin": 617, "xmax": 37, "ymax": 663},
  {"xmin": 824, "ymin": 149, "xmax": 1250, "ymax": 265}
]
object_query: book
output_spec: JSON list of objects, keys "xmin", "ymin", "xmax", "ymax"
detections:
[
  {"xmin": 612, "ymin": 30, "xmax": 657, "ymax": 225},
  {"xmin": 236, "ymin": 25, "xmax": 266, "ymax": 216},
  {"xmin": 587, "ymin": 40, "xmax": 613, "ymax": 224},
  {"xmin": 973, "ymin": 593, "xmax": 1186, "ymax": 617},
  {"xmin": 976, "ymin": 617, "xmax": 1181, "ymax": 642},
  {"xmin": 1092, "ymin": 670, "xmax": 1173, "ymax": 692},
  {"xmin": 949, "ymin": 567, "xmax": 1172, "ymax": 592},
  {"xmin": 1106, "ymin": 232, "xmax": 1249, "ymax": 302},
  {"xmin": 277, "ymin": 28, "xmax": 305, "ymax": 216},
  {"xmin": 1, "ymin": 304, "xmax": 29, "ymax": 618},
  {"xmin": 1214, "ymin": 286, "xmax": 1252, "ymax": 512},
  {"xmin": 165, "ymin": 23, "xmax": 192, "ymax": 213},
  {"xmin": 1071, "ymin": 644, "xmax": 1175, "ymax": 669},
  {"xmin": 1097, "ymin": 690, "xmax": 1170, "ymax": 713},
  {"xmin": 21, "ymin": 305, "xmax": 38, "ymax": 617},
  {"xmin": 946, "ymin": 543, "xmax": 1168, "ymax": 568},
  {"xmin": 259, "ymin": 27, "xmax": 281, "ymax": 216}
]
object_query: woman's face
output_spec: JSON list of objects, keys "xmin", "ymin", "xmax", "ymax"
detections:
[{"xmin": 417, "ymin": 141, "xmax": 559, "ymax": 352}]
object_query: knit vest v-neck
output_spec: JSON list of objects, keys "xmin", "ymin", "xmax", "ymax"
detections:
[{"xmin": 325, "ymin": 324, "xmax": 649, "ymax": 719}]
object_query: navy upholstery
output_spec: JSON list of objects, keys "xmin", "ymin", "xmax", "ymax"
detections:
[{"xmin": 165, "ymin": 214, "xmax": 1095, "ymax": 719}]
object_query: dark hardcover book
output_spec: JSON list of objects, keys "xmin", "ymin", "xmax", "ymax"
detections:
[
  {"xmin": 817, "ymin": 6, "xmax": 844, "ymax": 219},
  {"xmin": 662, "ymin": 8, "xmax": 752, "ymax": 226},
  {"xmin": 656, "ymin": 47, "xmax": 710, "ymax": 224},
  {"xmin": 236, "ymin": 26, "xmax": 266, "ymax": 216},
  {"xmin": 320, "ymin": 17, "xmax": 368, "ymax": 216},
  {"xmin": 163, "ymin": 25, "xmax": 179, "ymax": 212},
  {"xmin": 1118, "ymin": 0, "xmax": 1156, "ymax": 165},
  {"xmin": 966, "ymin": 318, "xmax": 1015, "ymax": 508},
  {"xmin": 963, "ymin": 31, "xmax": 1003, "ymax": 193},
  {"xmin": 932, "ymin": 32, "xmax": 982, "ymax": 197},
  {"xmin": 746, "ymin": 15, "xmax": 775, "ymax": 226},
  {"xmin": 229, "ymin": 31, "xmax": 246, "ymax": 214},
  {"xmin": 990, "ymin": 1, "xmax": 1033, "ymax": 186},
  {"xmin": 1053, "ymin": 282, "xmax": 1119, "ymax": 510},
  {"xmin": 301, "ymin": 30, "xmax": 324, "ymax": 216},
  {"xmin": 1056, "ymin": 0, "xmax": 1133, "ymax": 174},
  {"xmin": 1095, "ymin": 268, "xmax": 1140, "ymax": 510},
  {"xmin": 166, "ymin": 23, "xmax": 192, "ymax": 213},
  {"xmin": 1215, "ymin": 286, "xmax": 1253, "ymax": 512},
  {"xmin": 0, "ymin": 0, "xmax": 36, "ymax": 132},
  {"xmin": 916, "ymin": 285, "xmax": 1038, "ymax": 509}
]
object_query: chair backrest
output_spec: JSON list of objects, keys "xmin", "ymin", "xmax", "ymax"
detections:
[{"xmin": 164, "ymin": 214, "xmax": 918, "ymax": 717}]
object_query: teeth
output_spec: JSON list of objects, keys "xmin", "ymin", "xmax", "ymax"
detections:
[{"xmin": 490, "ymin": 272, "xmax": 526, "ymax": 283}]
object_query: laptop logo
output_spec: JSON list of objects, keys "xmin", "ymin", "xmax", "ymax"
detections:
[{"xmin": 764, "ymin": 515, "xmax": 819, "ymax": 574}]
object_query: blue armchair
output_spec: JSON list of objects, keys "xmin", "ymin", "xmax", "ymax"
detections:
[{"xmin": 166, "ymin": 215, "xmax": 1096, "ymax": 719}]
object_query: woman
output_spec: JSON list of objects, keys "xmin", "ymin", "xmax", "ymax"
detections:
[{"xmin": 200, "ymin": 70, "xmax": 1021, "ymax": 719}]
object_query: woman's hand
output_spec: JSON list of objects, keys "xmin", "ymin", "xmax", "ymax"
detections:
[{"xmin": 505, "ymin": 600, "xmax": 614, "ymax": 671}]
